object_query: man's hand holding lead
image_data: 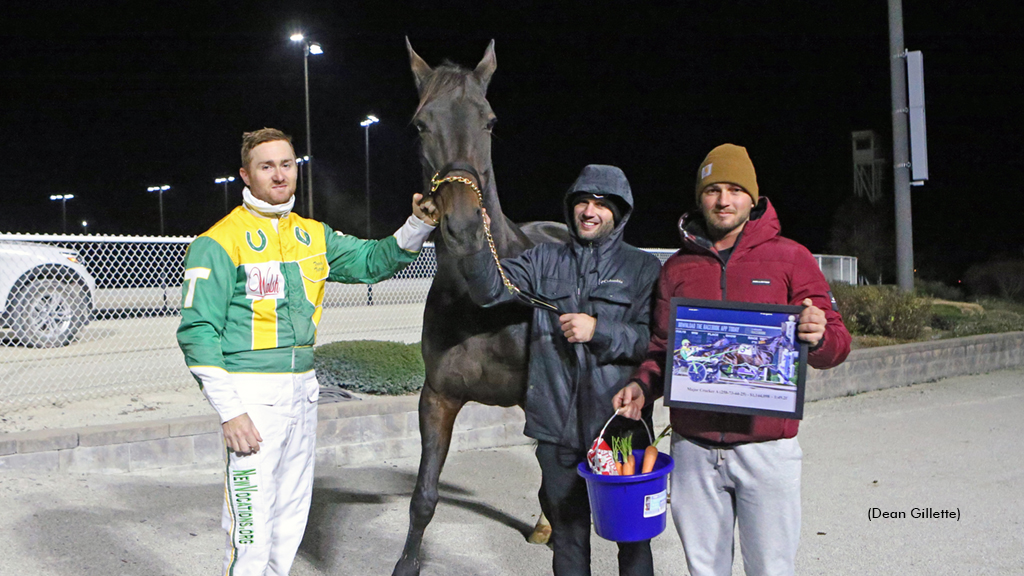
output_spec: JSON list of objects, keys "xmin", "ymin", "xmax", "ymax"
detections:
[{"xmin": 412, "ymin": 193, "xmax": 439, "ymax": 226}]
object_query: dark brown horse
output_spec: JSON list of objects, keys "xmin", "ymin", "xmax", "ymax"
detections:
[{"xmin": 392, "ymin": 39, "xmax": 568, "ymax": 576}]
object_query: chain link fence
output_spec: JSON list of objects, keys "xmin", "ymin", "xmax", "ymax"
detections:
[
  {"xmin": 0, "ymin": 233, "xmax": 435, "ymax": 411},
  {"xmin": 0, "ymin": 234, "xmax": 851, "ymax": 411}
]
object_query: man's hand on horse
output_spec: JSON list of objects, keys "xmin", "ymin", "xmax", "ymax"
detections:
[
  {"xmin": 559, "ymin": 313, "xmax": 596, "ymax": 343},
  {"xmin": 222, "ymin": 413, "xmax": 263, "ymax": 457},
  {"xmin": 412, "ymin": 193, "xmax": 439, "ymax": 226},
  {"xmin": 612, "ymin": 382, "xmax": 646, "ymax": 420},
  {"xmin": 797, "ymin": 297, "xmax": 826, "ymax": 347}
]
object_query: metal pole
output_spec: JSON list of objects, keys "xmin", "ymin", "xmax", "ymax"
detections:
[
  {"xmin": 159, "ymin": 190, "xmax": 165, "ymax": 235},
  {"xmin": 365, "ymin": 125, "xmax": 371, "ymax": 237},
  {"xmin": 889, "ymin": 0, "xmax": 914, "ymax": 291},
  {"xmin": 61, "ymin": 199, "xmax": 67, "ymax": 234},
  {"xmin": 223, "ymin": 182, "xmax": 229, "ymax": 214},
  {"xmin": 303, "ymin": 45, "xmax": 314, "ymax": 219},
  {"xmin": 296, "ymin": 160, "xmax": 304, "ymax": 216}
]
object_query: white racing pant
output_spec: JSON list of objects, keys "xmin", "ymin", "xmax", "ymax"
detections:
[
  {"xmin": 220, "ymin": 371, "xmax": 319, "ymax": 576},
  {"xmin": 670, "ymin": 433, "xmax": 802, "ymax": 576}
]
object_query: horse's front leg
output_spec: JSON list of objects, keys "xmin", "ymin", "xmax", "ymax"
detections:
[{"xmin": 393, "ymin": 383, "xmax": 463, "ymax": 576}]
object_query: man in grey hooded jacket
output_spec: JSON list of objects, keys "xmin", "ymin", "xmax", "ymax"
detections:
[{"xmin": 460, "ymin": 165, "xmax": 661, "ymax": 576}]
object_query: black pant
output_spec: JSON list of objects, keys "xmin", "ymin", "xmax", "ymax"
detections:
[{"xmin": 535, "ymin": 441, "xmax": 654, "ymax": 576}]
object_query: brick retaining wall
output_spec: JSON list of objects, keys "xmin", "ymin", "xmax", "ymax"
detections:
[{"xmin": 2, "ymin": 331, "xmax": 1022, "ymax": 473}]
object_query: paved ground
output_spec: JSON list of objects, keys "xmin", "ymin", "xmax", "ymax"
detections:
[{"xmin": 1, "ymin": 368, "xmax": 1022, "ymax": 576}]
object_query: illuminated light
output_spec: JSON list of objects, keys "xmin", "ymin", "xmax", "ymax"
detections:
[
  {"xmin": 290, "ymin": 33, "xmax": 304, "ymax": 42},
  {"xmin": 308, "ymin": 42, "xmax": 323, "ymax": 55}
]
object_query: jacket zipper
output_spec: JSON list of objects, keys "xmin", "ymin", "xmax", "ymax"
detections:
[{"xmin": 718, "ymin": 255, "xmax": 727, "ymax": 444}]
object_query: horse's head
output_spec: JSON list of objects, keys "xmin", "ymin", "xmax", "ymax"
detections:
[{"xmin": 407, "ymin": 38, "xmax": 498, "ymax": 256}]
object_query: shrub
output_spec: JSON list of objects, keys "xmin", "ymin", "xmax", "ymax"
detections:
[
  {"xmin": 830, "ymin": 283, "xmax": 931, "ymax": 340},
  {"xmin": 948, "ymin": 298, "xmax": 1024, "ymax": 338},
  {"xmin": 314, "ymin": 340, "xmax": 425, "ymax": 395},
  {"xmin": 964, "ymin": 260, "xmax": 1024, "ymax": 301},
  {"xmin": 915, "ymin": 278, "xmax": 964, "ymax": 302}
]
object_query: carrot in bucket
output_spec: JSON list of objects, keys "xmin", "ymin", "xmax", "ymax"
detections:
[{"xmin": 577, "ymin": 410, "xmax": 675, "ymax": 542}]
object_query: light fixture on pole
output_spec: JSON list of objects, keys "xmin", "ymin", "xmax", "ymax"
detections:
[
  {"xmin": 49, "ymin": 194, "xmax": 74, "ymax": 234},
  {"xmin": 214, "ymin": 176, "xmax": 236, "ymax": 214},
  {"xmin": 290, "ymin": 32, "xmax": 323, "ymax": 218},
  {"xmin": 360, "ymin": 115, "xmax": 379, "ymax": 237},
  {"xmin": 81, "ymin": 220, "xmax": 88, "ymax": 234},
  {"xmin": 296, "ymin": 156, "xmax": 309, "ymax": 215},
  {"xmin": 147, "ymin": 185, "xmax": 171, "ymax": 235}
]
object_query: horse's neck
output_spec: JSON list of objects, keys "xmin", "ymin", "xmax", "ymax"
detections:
[{"xmin": 479, "ymin": 180, "xmax": 527, "ymax": 257}]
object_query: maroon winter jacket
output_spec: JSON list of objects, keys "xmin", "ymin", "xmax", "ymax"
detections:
[{"xmin": 632, "ymin": 198, "xmax": 851, "ymax": 445}]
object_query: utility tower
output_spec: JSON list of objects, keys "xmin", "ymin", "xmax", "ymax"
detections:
[{"xmin": 852, "ymin": 130, "xmax": 887, "ymax": 205}]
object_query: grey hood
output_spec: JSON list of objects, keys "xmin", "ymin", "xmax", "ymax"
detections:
[{"xmin": 562, "ymin": 164, "xmax": 634, "ymax": 247}]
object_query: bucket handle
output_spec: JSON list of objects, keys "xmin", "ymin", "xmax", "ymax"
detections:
[{"xmin": 595, "ymin": 407, "xmax": 653, "ymax": 447}]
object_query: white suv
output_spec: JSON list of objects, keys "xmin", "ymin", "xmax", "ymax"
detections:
[{"xmin": 1, "ymin": 241, "xmax": 96, "ymax": 347}]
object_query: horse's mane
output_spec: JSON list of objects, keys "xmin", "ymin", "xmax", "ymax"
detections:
[{"xmin": 415, "ymin": 61, "xmax": 474, "ymax": 115}]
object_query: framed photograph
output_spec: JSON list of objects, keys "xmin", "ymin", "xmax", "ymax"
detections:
[{"xmin": 663, "ymin": 298, "xmax": 808, "ymax": 419}]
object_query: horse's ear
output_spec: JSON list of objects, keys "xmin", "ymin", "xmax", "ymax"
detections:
[
  {"xmin": 473, "ymin": 39, "xmax": 497, "ymax": 91},
  {"xmin": 406, "ymin": 36, "xmax": 432, "ymax": 95}
]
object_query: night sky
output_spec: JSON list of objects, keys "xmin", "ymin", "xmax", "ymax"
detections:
[{"xmin": 3, "ymin": 1, "xmax": 1022, "ymax": 283}]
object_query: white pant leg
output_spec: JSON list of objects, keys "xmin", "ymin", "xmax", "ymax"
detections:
[
  {"xmin": 670, "ymin": 434, "xmax": 737, "ymax": 576},
  {"xmin": 219, "ymin": 371, "xmax": 319, "ymax": 576},
  {"xmin": 221, "ymin": 402, "xmax": 288, "ymax": 576},
  {"xmin": 266, "ymin": 372, "xmax": 319, "ymax": 576},
  {"xmin": 731, "ymin": 437, "xmax": 802, "ymax": 576}
]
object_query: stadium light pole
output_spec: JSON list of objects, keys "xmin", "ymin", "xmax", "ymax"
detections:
[
  {"xmin": 49, "ymin": 194, "xmax": 74, "ymax": 234},
  {"xmin": 81, "ymin": 220, "xmax": 88, "ymax": 234},
  {"xmin": 290, "ymin": 33, "xmax": 323, "ymax": 218},
  {"xmin": 296, "ymin": 156, "xmax": 309, "ymax": 215},
  {"xmin": 214, "ymin": 176, "xmax": 236, "ymax": 214},
  {"xmin": 360, "ymin": 115, "xmax": 379, "ymax": 237},
  {"xmin": 888, "ymin": 0, "xmax": 915, "ymax": 292},
  {"xmin": 147, "ymin": 185, "xmax": 171, "ymax": 235}
]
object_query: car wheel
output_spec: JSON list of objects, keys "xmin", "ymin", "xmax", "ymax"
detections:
[{"xmin": 9, "ymin": 277, "xmax": 90, "ymax": 348}]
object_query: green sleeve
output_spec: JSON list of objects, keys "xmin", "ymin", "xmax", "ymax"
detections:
[
  {"xmin": 176, "ymin": 236, "xmax": 235, "ymax": 370},
  {"xmin": 322, "ymin": 223, "xmax": 418, "ymax": 284}
]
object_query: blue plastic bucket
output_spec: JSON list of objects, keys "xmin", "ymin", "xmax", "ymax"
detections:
[{"xmin": 576, "ymin": 449, "xmax": 674, "ymax": 542}]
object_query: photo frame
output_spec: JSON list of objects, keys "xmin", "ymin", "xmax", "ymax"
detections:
[{"xmin": 663, "ymin": 298, "xmax": 808, "ymax": 419}]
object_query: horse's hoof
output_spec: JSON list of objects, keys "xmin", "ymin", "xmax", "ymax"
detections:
[{"xmin": 527, "ymin": 523, "xmax": 552, "ymax": 545}]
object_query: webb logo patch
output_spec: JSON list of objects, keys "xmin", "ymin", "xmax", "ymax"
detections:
[
  {"xmin": 701, "ymin": 163, "xmax": 713, "ymax": 179},
  {"xmin": 245, "ymin": 262, "xmax": 286, "ymax": 300}
]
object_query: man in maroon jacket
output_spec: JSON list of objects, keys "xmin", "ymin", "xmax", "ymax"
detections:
[{"xmin": 613, "ymin": 144, "xmax": 851, "ymax": 576}]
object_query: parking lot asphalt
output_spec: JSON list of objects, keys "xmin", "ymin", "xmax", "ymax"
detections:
[{"xmin": 1, "ymin": 368, "xmax": 1021, "ymax": 576}]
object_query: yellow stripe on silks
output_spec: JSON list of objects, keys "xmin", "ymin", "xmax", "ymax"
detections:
[
  {"xmin": 311, "ymin": 305, "xmax": 323, "ymax": 327},
  {"xmin": 251, "ymin": 297, "xmax": 278, "ymax": 350}
]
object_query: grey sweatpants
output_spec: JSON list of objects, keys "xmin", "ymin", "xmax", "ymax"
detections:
[{"xmin": 669, "ymin": 434, "xmax": 802, "ymax": 576}]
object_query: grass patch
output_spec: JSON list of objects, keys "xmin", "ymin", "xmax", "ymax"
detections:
[
  {"xmin": 945, "ymin": 298, "xmax": 1024, "ymax": 338},
  {"xmin": 314, "ymin": 340, "xmax": 424, "ymax": 395}
]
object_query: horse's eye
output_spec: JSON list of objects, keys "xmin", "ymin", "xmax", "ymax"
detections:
[
  {"xmin": 414, "ymin": 120, "xmax": 429, "ymax": 134},
  {"xmin": 485, "ymin": 117, "xmax": 498, "ymax": 131}
]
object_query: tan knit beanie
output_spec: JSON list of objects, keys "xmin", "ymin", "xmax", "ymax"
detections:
[{"xmin": 695, "ymin": 144, "xmax": 759, "ymax": 205}]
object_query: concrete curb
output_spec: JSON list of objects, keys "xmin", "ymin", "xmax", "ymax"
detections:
[
  {"xmin": 805, "ymin": 331, "xmax": 1024, "ymax": 401},
  {"xmin": 2, "ymin": 331, "xmax": 1022, "ymax": 474}
]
